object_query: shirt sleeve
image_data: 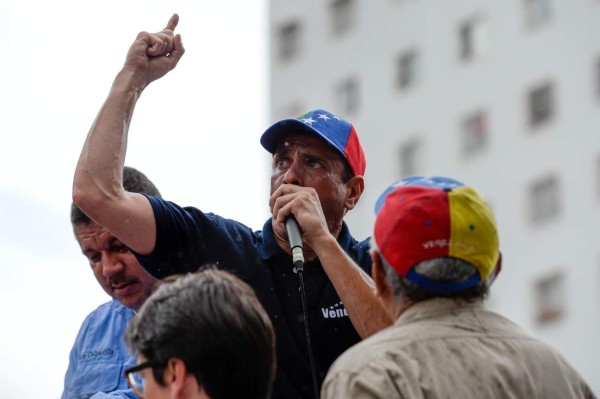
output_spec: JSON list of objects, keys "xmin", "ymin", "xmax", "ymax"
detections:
[{"xmin": 134, "ymin": 195, "xmax": 257, "ymax": 279}]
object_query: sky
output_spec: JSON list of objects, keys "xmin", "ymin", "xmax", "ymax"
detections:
[{"xmin": 0, "ymin": 1, "xmax": 269, "ymax": 397}]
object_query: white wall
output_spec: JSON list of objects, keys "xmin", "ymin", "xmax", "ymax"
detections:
[{"xmin": 270, "ymin": 0, "xmax": 600, "ymax": 392}]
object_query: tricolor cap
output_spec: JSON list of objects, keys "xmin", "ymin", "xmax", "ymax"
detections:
[
  {"xmin": 260, "ymin": 109, "xmax": 366, "ymax": 176},
  {"xmin": 374, "ymin": 176, "xmax": 500, "ymax": 294}
]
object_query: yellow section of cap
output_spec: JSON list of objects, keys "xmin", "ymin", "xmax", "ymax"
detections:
[{"xmin": 448, "ymin": 186, "xmax": 499, "ymax": 280}]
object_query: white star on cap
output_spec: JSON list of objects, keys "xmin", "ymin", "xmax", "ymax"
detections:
[
  {"xmin": 317, "ymin": 113, "xmax": 330, "ymax": 122},
  {"xmin": 302, "ymin": 117, "xmax": 316, "ymax": 126},
  {"xmin": 333, "ymin": 115, "xmax": 342, "ymax": 121}
]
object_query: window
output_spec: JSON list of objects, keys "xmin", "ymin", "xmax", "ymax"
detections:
[
  {"xmin": 335, "ymin": 78, "xmax": 359, "ymax": 114},
  {"xmin": 278, "ymin": 21, "xmax": 301, "ymax": 61},
  {"xmin": 330, "ymin": 0, "xmax": 354, "ymax": 35},
  {"xmin": 534, "ymin": 271, "xmax": 564, "ymax": 324},
  {"xmin": 529, "ymin": 175, "xmax": 560, "ymax": 223},
  {"xmin": 459, "ymin": 17, "xmax": 489, "ymax": 62},
  {"xmin": 398, "ymin": 138, "xmax": 421, "ymax": 177},
  {"xmin": 461, "ymin": 110, "xmax": 488, "ymax": 156},
  {"xmin": 524, "ymin": 0, "xmax": 551, "ymax": 28},
  {"xmin": 396, "ymin": 50, "xmax": 419, "ymax": 90},
  {"xmin": 528, "ymin": 81, "xmax": 554, "ymax": 128}
]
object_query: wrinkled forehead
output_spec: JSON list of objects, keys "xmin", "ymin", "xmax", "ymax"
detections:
[
  {"xmin": 73, "ymin": 221, "xmax": 116, "ymax": 247},
  {"xmin": 273, "ymin": 132, "xmax": 343, "ymax": 160}
]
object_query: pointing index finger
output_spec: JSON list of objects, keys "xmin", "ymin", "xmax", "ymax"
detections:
[{"xmin": 165, "ymin": 13, "xmax": 179, "ymax": 32}]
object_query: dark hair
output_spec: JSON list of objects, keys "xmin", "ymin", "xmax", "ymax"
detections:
[
  {"xmin": 340, "ymin": 160, "xmax": 354, "ymax": 182},
  {"xmin": 375, "ymin": 246, "xmax": 489, "ymax": 303},
  {"xmin": 125, "ymin": 267, "xmax": 276, "ymax": 399},
  {"xmin": 70, "ymin": 166, "xmax": 161, "ymax": 225}
]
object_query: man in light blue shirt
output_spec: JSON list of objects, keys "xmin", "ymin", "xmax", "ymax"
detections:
[
  {"xmin": 63, "ymin": 300, "xmax": 136, "ymax": 399},
  {"xmin": 62, "ymin": 167, "xmax": 161, "ymax": 399}
]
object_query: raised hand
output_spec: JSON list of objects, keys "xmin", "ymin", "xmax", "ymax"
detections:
[{"xmin": 123, "ymin": 13, "xmax": 185, "ymax": 89}]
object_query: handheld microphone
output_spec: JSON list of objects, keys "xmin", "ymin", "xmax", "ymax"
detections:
[{"xmin": 285, "ymin": 215, "xmax": 304, "ymax": 271}]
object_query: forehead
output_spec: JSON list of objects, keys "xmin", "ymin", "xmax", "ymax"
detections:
[
  {"xmin": 274, "ymin": 133, "xmax": 341, "ymax": 158},
  {"xmin": 73, "ymin": 222, "xmax": 117, "ymax": 248}
]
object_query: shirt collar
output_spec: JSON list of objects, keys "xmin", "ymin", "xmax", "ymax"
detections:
[{"xmin": 395, "ymin": 298, "xmax": 485, "ymax": 326}]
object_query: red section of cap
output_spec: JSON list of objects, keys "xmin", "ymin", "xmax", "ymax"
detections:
[
  {"xmin": 374, "ymin": 186, "xmax": 451, "ymax": 276},
  {"xmin": 344, "ymin": 126, "xmax": 366, "ymax": 176}
]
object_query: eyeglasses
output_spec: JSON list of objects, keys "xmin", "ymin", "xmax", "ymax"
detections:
[{"xmin": 124, "ymin": 361, "xmax": 153, "ymax": 398}]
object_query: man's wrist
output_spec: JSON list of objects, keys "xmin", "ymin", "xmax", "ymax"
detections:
[
  {"xmin": 112, "ymin": 68, "xmax": 146, "ymax": 97},
  {"xmin": 310, "ymin": 232, "xmax": 339, "ymax": 257}
]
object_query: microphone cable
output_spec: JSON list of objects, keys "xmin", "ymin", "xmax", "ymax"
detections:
[
  {"xmin": 297, "ymin": 262, "xmax": 320, "ymax": 399},
  {"xmin": 286, "ymin": 216, "xmax": 320, "ymax": 399}
]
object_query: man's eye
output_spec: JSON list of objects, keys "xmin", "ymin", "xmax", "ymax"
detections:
[
  {"xmin": 89, "ymin": 253, "xmax": 101, "ymax": 263},
  {"xmin": 306, "ymin": 158, "xmax": 321, "ymax": 168},
  {"xmin": 116, "ymin": 246, "xmax": 129, "ymax": 254},
  {"xmin": 274, "ymin": 158, "xmax": 288, "ymax": 169}
]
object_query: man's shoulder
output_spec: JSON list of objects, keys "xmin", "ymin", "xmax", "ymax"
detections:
[
  {"xmin": 148, "ymin": 194, "xmax": 259, "ymax": 235},
  {"xmin": 322, "ymin": 326, "xmax": 413, "ymax": 399},
  {"xmin": 339, "ymin": 223, "xmax": 372, "ymax": 270},
  {"xmin": 329, "ymin": 325, "xmax": 400, "ymax": 372},
  {"xmin": 82, "ymin": 299, "xmax": 133, "ymax": 325},
  {"xmin": 95, "ymin": 298, "xmax": 129, "ymax": 312},
  {"xmin": 70, "ymin": 300, "xmax": 133, "ymax": 361}
]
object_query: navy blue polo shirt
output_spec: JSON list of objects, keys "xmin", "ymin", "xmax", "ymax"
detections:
[{"xmin": 135, "ymin": 195, "xmax": 372, "ymax": 399}]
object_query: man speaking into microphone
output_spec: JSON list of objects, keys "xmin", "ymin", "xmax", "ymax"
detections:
[{"xmin": 72, "ymin": 14, "xmax": 390, "ymax": 399}]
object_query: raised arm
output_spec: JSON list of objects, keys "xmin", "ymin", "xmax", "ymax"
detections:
[{"xmin": 73, "ymin": 14, "xmax": 185, "ymax": 255}]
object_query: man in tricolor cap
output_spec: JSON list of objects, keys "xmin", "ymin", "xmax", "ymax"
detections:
[
  {"xmin": 73, "ymin": 14, "xmax": 390, "ymax": 399},
  {"xmin": 322, "ymin": 176, "xmax": 596, "ymax": 399}
]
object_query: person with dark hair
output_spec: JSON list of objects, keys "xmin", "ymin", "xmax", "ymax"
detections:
[
  {"xmin": 72, "ymin": 14, "xmax": 390, "ymax": 398},
  {"xmin": 62, "ymin": 166, "xmax": 162, "ymax": 399},
  {"xmin": 123, "ymin": 268, "xmax": 276, "ymax": 399},
  {"xmin": 322, "ymin": 176, "xmax": 596, "ymax": 399}
]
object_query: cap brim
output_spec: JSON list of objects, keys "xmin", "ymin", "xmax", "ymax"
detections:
[{"xmin": 260, "ymin": 119, "xmax": 306, "ymax": 153}]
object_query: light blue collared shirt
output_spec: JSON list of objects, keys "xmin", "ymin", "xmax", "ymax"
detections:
[{"xmin": 61, "ymin": 299, "xmax": 138, "ymax": 399}]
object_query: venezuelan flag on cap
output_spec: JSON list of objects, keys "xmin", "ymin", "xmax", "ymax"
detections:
[
  {"xmin": 374, "ymin": 176, "xmax": 500, "ymax": 294},
  {"xmin": 260, "ymin": 109, "xmax": 366, "ymax": 177}
]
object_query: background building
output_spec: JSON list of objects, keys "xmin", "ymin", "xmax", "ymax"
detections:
[{"xmin": 269, "ymin": 0, "xmax": 600, "ymax": 392}]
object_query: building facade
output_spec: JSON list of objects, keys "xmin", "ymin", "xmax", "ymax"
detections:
[{"xmin": 269, "ymin": 0, "xmax": 600, "ymax": 392}]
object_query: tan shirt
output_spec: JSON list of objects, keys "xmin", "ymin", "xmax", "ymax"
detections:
[{"xmin": 322, "ymin": 298, "xmax": 595, "ymax": 399}]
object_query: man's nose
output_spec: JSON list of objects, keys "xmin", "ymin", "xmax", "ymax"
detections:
[
  {"xmin": 101, "ymin": 253, "xmax": 125, "ymax": 278},
  {"xmin": 282, "ymin": 158, "xmax": 303, "ymax": 186}
]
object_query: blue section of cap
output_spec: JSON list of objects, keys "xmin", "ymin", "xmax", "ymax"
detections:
[
  {"xmin": 374, "ymin": 176, "xmax": 466, "ymax": 215},
  {"xmin": 411, "ymin": 176, "xmax": 465, "ymax": 190},
  {"xmin": 260, "ymin": 109, "xmax": 352, "ymax": 160},
  {"xmin": 300, "ymin": 109, "xmax": 351, "ymax": 150},
  {"xmin": 406, "ymin": 269, "xmax": 482, "ymax": 294}
]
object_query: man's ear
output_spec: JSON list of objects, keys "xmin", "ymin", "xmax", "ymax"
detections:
[
  {"xmin": 371, "ymin": 251, "xmax": 392, "ymax": 301},
  {"xmin": 372, "ymin": 251, "xmax": 412, "ymax": 320},
  {"xmin": 496, "ymin": 252, "xmax": 503, "ymax": 276},
  {"xmin": 164, "ymin": 358, "xmax": 190, "ymax": 398},
  {"xmin": 344, "ymin": 175, "xmax": 365, "ymax": 211},
  {"xmin": 486, "ymin": 252, "xmax": 503, "ymax": 287}
]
